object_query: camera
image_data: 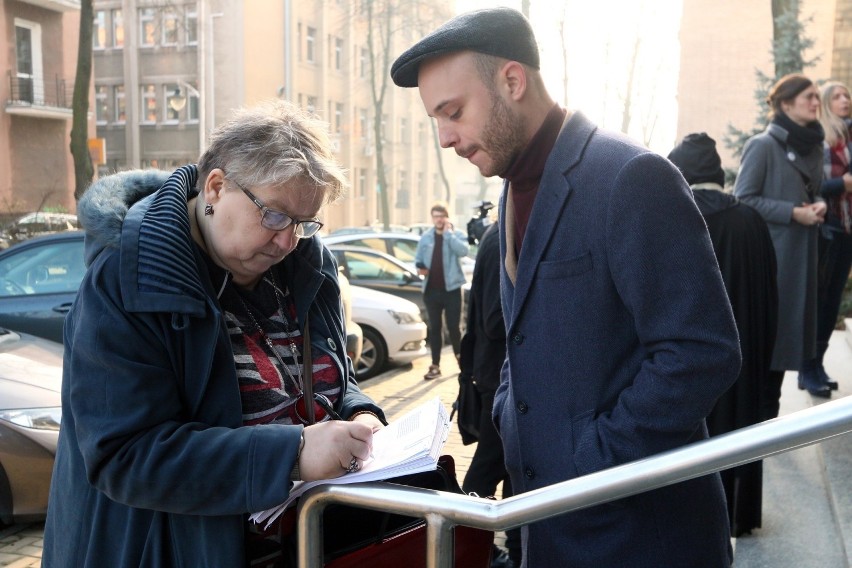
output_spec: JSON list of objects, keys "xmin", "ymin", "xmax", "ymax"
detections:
[{"xmin": 466, "ymin": 200, "xmax": 494, "ymax": 245}]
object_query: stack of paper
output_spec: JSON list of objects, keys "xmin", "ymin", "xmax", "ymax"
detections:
[{"xmin": 251, "ymin": 396, "xmax": 450, "ymax": 528}]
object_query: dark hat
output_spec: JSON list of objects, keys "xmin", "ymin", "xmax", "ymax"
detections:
[
  {"xmin": 390, "ymin": 7, "xmax": 540, "ymax": 88},
  {"xmin": 667, "ymin": 132, "xmax": 725, "ymax": 187}
]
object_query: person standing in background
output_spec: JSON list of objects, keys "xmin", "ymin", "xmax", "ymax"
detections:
[
  {"xmin": 414, "ymin": 202, "xmax": 470, "ymax": 380},
  {"xmin": 734, "ymin": 73, "xmax": 827, "ymax": 405},
  {"xmin": 459, "ymin": 220, "xmax": 520, "ymax": 568},
  {"xmin": 798, "ymin": 81, "xmax": 852, "ymax": 392},
  {"xmin": 668, "ymin": 132, "xmax": 778, "ymax": 537},
  {"xmin": 392, "ymin": 8, "xmax": 740, "ymax": 566}
]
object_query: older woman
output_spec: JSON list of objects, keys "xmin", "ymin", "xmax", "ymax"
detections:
[
  {"xmin": 799, "ymin": 81, "xmax": 852, "ymax": 392},
  {"xmin": 43, "ymin": 100, "xmax": 385, "ymax": 567},
  {"xmin": 734, "ymin": 73, "xmax": 827, "ymax": 408}
]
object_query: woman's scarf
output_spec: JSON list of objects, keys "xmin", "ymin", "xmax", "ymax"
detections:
[{"xmin": 773, "ymin": 111, "xmax": 825, "ymax": 157}]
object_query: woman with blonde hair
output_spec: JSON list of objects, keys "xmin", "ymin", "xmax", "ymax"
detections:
[{"xmin": 799, "ymin": 81, "xmax": 852, "ymax": 392}]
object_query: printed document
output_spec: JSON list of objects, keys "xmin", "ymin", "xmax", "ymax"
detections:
[{"xmin": 250, "ymin": 396, "xmax": 450, "ymax": 528}]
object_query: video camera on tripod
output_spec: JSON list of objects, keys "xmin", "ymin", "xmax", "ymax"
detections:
[{"xmin": 466, "ymin": 200, "xmax": 495, "ymax": 245}]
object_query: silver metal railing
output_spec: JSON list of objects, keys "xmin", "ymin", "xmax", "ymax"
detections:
[{"xmin": 296, "ymin": 395, "xmax": 852, "ymax": 568}]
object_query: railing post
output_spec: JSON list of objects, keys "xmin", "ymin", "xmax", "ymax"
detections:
[
  {"xmin": 424, "ymin": 513, "xmax": 454, "ymax": 568},
  {"xmin": 297, "ymin": 498, "xmax": 324, "ymax": 568}
]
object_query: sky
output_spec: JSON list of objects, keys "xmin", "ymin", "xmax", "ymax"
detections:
[{"xmin": 453, "ymin": 0, "xmax": 683, "ymax": 154}]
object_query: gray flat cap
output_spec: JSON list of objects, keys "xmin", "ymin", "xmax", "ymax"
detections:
[{"xmin": 390, "ymin": 7, "xmax": 540, "ymax": 88}]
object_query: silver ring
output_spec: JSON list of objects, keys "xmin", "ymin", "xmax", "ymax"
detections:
[{"xmin": 345, "ymin": 457, "xmax": 360, "ymax": 474}]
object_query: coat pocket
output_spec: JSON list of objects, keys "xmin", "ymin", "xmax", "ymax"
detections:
[{"xmin": 537, "ymin": 251, "xmax": 593, "ymax": 280}]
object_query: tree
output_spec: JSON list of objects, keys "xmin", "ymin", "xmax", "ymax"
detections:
[
  {"xmin": 724, "ymin": 0, "xmax": 818, "ymax": 165},
  {"xmin": 70, "ymin": 0, "xmax": 95, "ymax": 200}
]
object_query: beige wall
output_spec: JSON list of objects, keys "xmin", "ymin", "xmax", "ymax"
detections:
[{"xmin": 676, "ymin": 0, "xmax": 836, "ymax": 174}]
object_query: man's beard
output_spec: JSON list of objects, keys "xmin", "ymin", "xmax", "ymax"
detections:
[{"xmin": 478, "ymin": 92, "xmax": 527, "ymax": 178}]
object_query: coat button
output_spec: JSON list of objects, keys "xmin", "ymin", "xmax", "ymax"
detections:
[
  {"xmin": 517, "ymin": 401, "xmax": 528, "ymax": 414},
  {"xmin": 525, "ymin": 467, "xmax": 535, "ymax": 479},
  {"xmin": 512, "ymin": 332, "xmax": 524, "ymax": 345},
  {"xmin": 327, "ymin": 338, "xmax": 336, "ymax": 350}
]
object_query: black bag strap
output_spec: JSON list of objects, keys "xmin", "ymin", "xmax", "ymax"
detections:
[{"xmin": 302, "ymin": 319, "xmax": 315, "ymax": 424}]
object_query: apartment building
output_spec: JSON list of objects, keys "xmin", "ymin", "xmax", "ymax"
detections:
[
  {"xmin": 0, "ymin": 0, "xmax": 88, "ymax": 217},
  {"xmin": 92, "ymin": 0, "xmax": 477, "ymax": 231}
]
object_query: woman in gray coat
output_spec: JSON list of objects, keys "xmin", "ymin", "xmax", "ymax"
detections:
[{"xmin": 735, "ymin": 73, "xmax": 828, "ymax": 410}]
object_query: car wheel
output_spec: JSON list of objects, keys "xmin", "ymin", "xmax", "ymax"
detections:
[{"xmin": 355, "ymin": 326, "xmax": 387, "ymax": 380}]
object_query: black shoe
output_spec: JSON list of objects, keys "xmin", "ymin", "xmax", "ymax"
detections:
[
  {"xmin": 806, "ymin": 385, "xmax": 832, "ymax": 399},
  {"xmin": 817, "ymin": 368, "xmax": 839, "ymax": 390}
]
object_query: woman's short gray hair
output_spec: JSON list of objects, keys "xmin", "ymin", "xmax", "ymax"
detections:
[{"xmin": 197, "ymin": 99, "xmax": 348, "ymax": 204}]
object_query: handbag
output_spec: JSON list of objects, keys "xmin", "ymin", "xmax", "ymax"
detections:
[
  {"xmin": 285, "ymin": 326, "xmax": 493, "ymax": 566},
  {"xmin": 452, "ymin": 317, "xmax": 482, "ymax": 446}
]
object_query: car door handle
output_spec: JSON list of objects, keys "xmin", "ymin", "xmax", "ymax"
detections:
[{"xmin": 52, "ymin": 303, "xmax": 74, "ymax": 314}]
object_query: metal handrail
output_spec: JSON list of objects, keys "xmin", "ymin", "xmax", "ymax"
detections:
[{"xmin": 297, "ymin": 395, "xmax": 852, "ymax": 568}]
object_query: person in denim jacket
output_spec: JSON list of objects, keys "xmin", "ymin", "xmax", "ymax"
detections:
[{"xmin": 414, "ymin": 202, "xmax": 470, "ymax": 380}]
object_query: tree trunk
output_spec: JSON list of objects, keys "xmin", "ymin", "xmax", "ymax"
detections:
[{"xmin": 70, "ymin": 0, "xmax": 94, "ymax": 200}]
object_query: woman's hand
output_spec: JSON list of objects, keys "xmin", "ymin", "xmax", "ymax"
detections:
[
  {"xmin": 350, "ymin": 412, "xmax": 384, "ymax": 432},
  {"xmin": 298, "ymin": 421, "xmax": 374, "ymax": 481},
  {"xmin": 792, "ymin": 203, "xmax": 825, "ymax": 226}
]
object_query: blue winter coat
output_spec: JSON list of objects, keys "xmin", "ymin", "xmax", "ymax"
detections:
[
  {"xmin": 494, "ymin": 112, "xmax": 741, "ymax": 567},
  {"xmin": 42, "ymin": 165, "xmax": 384, "ymax": 567}
]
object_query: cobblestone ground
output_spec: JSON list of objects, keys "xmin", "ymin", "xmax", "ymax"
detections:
[{"xmin": 0, "ymin": 347, "xmax": 502, "ymax": 567}]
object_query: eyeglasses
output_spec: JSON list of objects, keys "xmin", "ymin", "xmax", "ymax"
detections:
[
  {"xmin": 232, "ymin": 179, "xmax": 324, "ymax": 238},
  {"xmin": 294, "ymin": 392, "xmax": 342, "ymax": 424}
]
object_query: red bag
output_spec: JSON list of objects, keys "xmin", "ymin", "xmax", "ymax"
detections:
[{"xmin": 284, "ymin": 455, "xmax": 494, "ymax": 567}]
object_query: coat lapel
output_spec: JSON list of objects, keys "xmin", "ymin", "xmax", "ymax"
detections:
[{"xmin": 504, "ymin": 112, "xmax": 596, "ymax": 331}]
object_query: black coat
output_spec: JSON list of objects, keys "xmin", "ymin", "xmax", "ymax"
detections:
[
  {"xmin": 696, "ymin": 188, "xmax": 779, "ymax": 537},
  {"xmin": 467, "ymin": 222, "xmax": 505, "ymax": 392}
]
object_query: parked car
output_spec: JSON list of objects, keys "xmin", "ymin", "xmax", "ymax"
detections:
[
  {"xmin": 0, "ymin": 231, "xmax": 85, "ymax": 342},
  {"xmin": 0, "ymin": 232, "xmax": 364, "ymax": 372},
  {"xmin": 349, "ymin": 285, "xmax": 427, "ymax": 379},
  {"xmin": 0, "ymin": 326, "xmax": 63, "ymax": 526},
  {"xmin": 324, "ymin": 231, "xmax": 474, "ymax": 281},
  {"xmin": 338, "ymin": 272, "xmax": 363, "ymax": 370},
  {"xmin": 0, "ymin": 212, "xmax": 79, "ymax": 250},
  {"xmin": 327, "ymin": 245, "xmax": 425, "ymax": 314}
]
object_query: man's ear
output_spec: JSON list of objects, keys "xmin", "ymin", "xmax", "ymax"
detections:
[
  {"xmin": 203, "ymin": 168, "xmax": 226, "ymax": 205},
  {"xmin": 501, "ymin": 61, "xmax": 528, "ymax": 102}
]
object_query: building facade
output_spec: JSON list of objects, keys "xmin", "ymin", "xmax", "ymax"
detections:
[
  {"xmin": 676, "ymin": 0, "xmax": 842, "ymax": 173},
  {"xmin": 1, "ymin": 0, "xmax": 88, "ymax": 217},
  {"xmin": 92, "ymin": 0, "xmax": 479, "ymax": 232}
]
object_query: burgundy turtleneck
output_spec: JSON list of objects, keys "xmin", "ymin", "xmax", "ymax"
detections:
[{"xmin": 503, "ymin": 103, "xmax": 567, "ymax": 254}]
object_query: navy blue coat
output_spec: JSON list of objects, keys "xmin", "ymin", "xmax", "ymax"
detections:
[
  {"xmin": 494, "ymin": 113, "xmax": 741, "ymax": 567},
  {"xmin": 43, "ymin": 166, "xmax": 384, "ymax": 567}
]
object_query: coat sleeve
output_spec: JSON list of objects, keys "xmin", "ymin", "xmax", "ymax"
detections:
[
  {"xmin": 65, "ymin": 253, "xmax": 300, "ymax": 516},
  {"xmin": 734, "ymin": 136, "xmax": 796, "ymax": 225},
  {"xmin": 573, "ymin": 153, "xmax": 741, "ymax": 475}
]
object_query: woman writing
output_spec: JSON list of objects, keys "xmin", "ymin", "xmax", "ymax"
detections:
[
  {"xmin": 798, "ymin": 81, "xmax": 852, "ymax": 392},
  {"xmin": 43, "ymin": 100, "xmax": 385, "ymax": 567},
  {"xmin": 734, "ymin": 73, "xmax": 827, "ymax": 410}
]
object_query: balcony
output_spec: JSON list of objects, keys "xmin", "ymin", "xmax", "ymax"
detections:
[
  {"xmin": 5, "ymin": 74, "xmax": 74, "ymax": 120},
  {"xmin": 16, "ymin": 0, "xmax": 80, "ymax": 12}
]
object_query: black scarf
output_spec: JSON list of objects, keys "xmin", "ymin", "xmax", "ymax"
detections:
[{"xmin": 772, "ymin": 111, "xmax": 825, "ymax": 156}]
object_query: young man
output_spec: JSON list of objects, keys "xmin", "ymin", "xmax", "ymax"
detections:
[
  {"xmin": 392, "ymin": 8, "xmax": 741, "ymax": 567},
  {"xmin": 414, "ymin": 202, "xmax": 469, "ymax": 380}
]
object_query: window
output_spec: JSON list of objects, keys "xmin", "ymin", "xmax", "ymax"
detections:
[
  {"xmin": 306, "ymin": 27, "xmax": 316, "ymax": 63},
  {"xmin": 334, "ymin": 37, "xmax": 343, "ymax": 71},
  {"xmin": 416, "ymin": 172, "xmax": 425, "ymax": 201},
  {"xmin": 14, "ymin": 19, "xmax": 42, "ymax": 104},
  {"xmin": 186, "ymin": 7, "xmax": 198, "ymax": 45},
  {"xmin": 139, "ymin": 8, "xmax": 155, "ymax": 47},
  {"xmin": 418, "ymin": 122, "xmax": 426, "ymax": 145},
  {"xmin": 112, "ymin": 9, "xmax": 124, "ymax": 48},
  {"xmin": 334, "ymin": 103, "xmax": 344, "ymax": 134},
  {"xmin": 114, "ymin": 85, "xmax": 126, "ymax": 123},
  {"xmin": 93, "ymin": 11, "xmax": 106, "ymax": 49},
  {"xmin": 400, "ymin": 118, "xmax": 408, "ymax": 143},
  {"xmin": 162, "ymin": 10, "xmax": 179, "ymax": 46},
  {"xmin": 187, "ymin": 87, "xmax": 200, "ymax": 122},
  {"xmin": 358, "ymin": 169, "xmax": 367, "ymax": 199},
  {"xmin": 95, "ymin": 85, "xmax": 108, "ymax": 124},
  {"xmin": 306, "ymin": 96, "xmax": 318, "ymax": 115},
  {"xmin": 141, "ymin": 84, "xmax": 157, "ymax": 123},
  {"xmin": 360, "ymin": 47, "xmax": 368, "ymax": 78},
  {"xmin": 359, "ymin": 108, "xmax": 368, "ymax": 140},
  {"xmin": 164, "ymin": 83, "xmax": 181, "ymax": 122}
]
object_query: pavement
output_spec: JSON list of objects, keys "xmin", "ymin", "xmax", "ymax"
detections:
[{"xmin": 3, "ymin": 333, "xmax": 852, "ymax": 567}]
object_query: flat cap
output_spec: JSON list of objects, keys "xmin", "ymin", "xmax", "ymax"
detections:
[
  {"xmin": 667, "ymin": 133, "xmax": 725, "ymax": 187},
  {"xmin": 391, "ymin": 7, "xmax": 540, "ymax": 88}
]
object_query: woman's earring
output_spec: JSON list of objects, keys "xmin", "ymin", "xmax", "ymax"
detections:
[{"xmin": 204, "ymin": 203, "xmax": 214, "ymax": 216}]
